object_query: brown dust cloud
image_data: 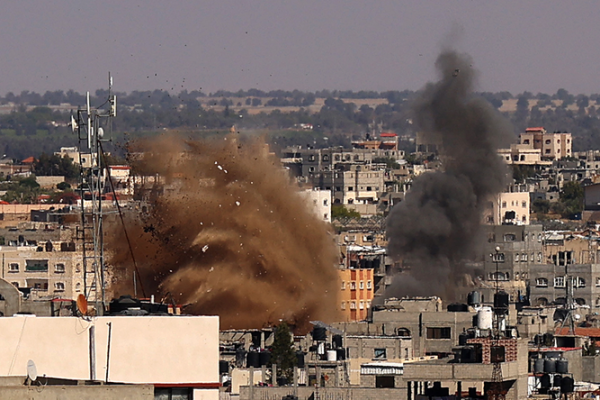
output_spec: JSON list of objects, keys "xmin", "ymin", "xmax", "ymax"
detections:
[
  {"xmin": 106, "ymin": 134, "xmax": 340, "ymax": 331},
  {"xmin": 385, "ymin": 50, "xmax": 513, "ymax": 301}
]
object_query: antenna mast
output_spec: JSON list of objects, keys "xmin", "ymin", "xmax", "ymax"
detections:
[{"xmin": 74, "ymin": 74, "xmax": 117, "ymax": 314}]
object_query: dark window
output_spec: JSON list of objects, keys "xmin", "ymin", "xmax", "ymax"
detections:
[
  {"xmin": 374, "ymin": 348, "xmax": 387, "ymax": 359},
  {"xmin": 427, "ymin": 327, "xmax": 451, "ymax": 339},
  {"xmin": 376, "ymin": 376, "xmax": 395, "ymax": 388},
  {"xmin": 25, "ymin": 260, "xmax": 48, "ymax": 272}
]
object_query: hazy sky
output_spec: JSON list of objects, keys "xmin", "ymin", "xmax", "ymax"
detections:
[{"xmin": 1, "ymin": 1, "xmax": 599, "ymax": 96}]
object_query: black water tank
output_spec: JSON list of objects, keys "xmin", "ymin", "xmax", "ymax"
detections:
[
  {"xmin": 458, "ymin": 332, "xmax": 468, "ymax": 346},
  {"xmin": 540, "ymin": 374, "xmax": 551, "ymax": 389},
  {"xmin": 467, "ymin": 291, "xmax": 481, "ymax": 306},
  {"xmin": 219, "ymin": 360, "xmax": 229, "ymax": 375},
  {"xmin": 561, "ymin": 376, "xmax": 574, "ymax": 393},
  {"xmin": 259, "ymin": 350, "xmax": 271, "ymax": 366},
  {"xmin": 534, "ymin": 334, "xmax": 543, "ymax": 346},
  {"xmin": 544, "ymin": 358, "xmax": 556, "ymax": 373},
  {"xmin": 332, "ymin": 334, "xmax": 343, "ymax": 349},
  {"xmin": 312, "ymin": 327, "xmax": 327, "ymax": 341},
  {"xmin": 461, "ymin": 347, "xmax": 475, "ymax": 363},
  {"xmin": 556, "ymin": 358, "xmax": 568, "ymax": 374},
  {"xmin": 534, "ymin": 358, "xmax": 544, "ymax": 373},
  {"xmin": 447, "ymin": 303, "xmax": 469, "ymax": 312},
  {"xmin": 247, "ymin": 351, "xmax": 260, "ymax": 368},
  {"xmin": 553, "ymin": 374, "xmax": 562, "ymax": 388},
  {"xmin": 235, "ymin": 347, "xmax": 246, "ymax": 366},
  {"xmin": 296, "ymin": 351, "xmax": 305, "ymax": 368},
  {"xmin": 544, "ymin": 333, "xmax": 554, "ymax": 347},
  {"xmin": 494, "ymin": 291, "xmax": 509, "ymax": 313},
  {"xmin": 336, "ymin": 348, "xmax": 346, "ymax": 361}
]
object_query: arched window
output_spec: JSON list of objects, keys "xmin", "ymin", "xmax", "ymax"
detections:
[
  {"xmin": 536, "ymin": 297, "xmax": 548, "ymax": 306},
  {"xmin": 397, "ymin": 328, "xmax": 411, "ymax": 337},
  {"xmin": 490, "ymin": 271, "xmax": 507, "ymax": 281}
]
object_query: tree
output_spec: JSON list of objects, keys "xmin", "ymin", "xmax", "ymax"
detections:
[
  {"xmin": 269, "ymin": 322, "xmax": 297, "ymax": 382},
  {"xmin": 559, "ymin": 181, "xmax": 584, "ymax": 219},
  {"xmin": 331, "ymin": 205, "xmax": 361, "ymax": 219}
]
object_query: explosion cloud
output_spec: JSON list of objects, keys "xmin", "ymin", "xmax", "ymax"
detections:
[
  {"xmin": 385, "ymin": 50, "xmax": 513, "ymax": 299},
  {"xmin": 107, "ymin": 134, "xmax": 340, "ymax": 331}
]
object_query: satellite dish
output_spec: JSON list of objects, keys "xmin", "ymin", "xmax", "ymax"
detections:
[
  {"xmin": 27, "ymin": 360, "xmax": 37, "ymax": 382},
  {"xmin": 98, "ymin": 127, "xmax": 104, "ymax": 138},
  {"xmin": 76, "ymin": 294, "xmax": 88, "ymax": 316},
  {"xmin": 70, "ymin": 115, "xmax": 78, "ymax": 133}
]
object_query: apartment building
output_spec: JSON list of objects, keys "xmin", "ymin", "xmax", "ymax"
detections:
[
  {"xmin": 483, "ymin": 190, "xmax": 530, "ymax": 225},
  {"xmin": 519, "ymin": 127, "xmax": 572, "ymax": 160}
]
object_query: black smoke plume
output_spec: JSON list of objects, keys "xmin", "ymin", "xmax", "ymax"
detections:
[{"xmin": 385, "ymin": 51, "xmax": 512, "ymax": 299}]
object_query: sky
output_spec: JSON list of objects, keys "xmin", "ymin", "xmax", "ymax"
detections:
[{"xmin": 1, "ymin": 1, "xmax": 600, "ymax": 96}]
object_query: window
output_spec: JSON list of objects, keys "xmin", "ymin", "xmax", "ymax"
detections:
[
  {"xmin": 504, "ymin": 234, "xmax": 516, "ymax": 242},
  {"xmin": 350, "ymin": 282, "xmax": 356, "ymax": 290},
  {"xmin": 545, "ymin": 149, "xmax": 551, "ymax": 154},
  {"xmin": 490, "ymin": 271, "xmax": 508, "ymax": 281},
  {"xmin": 350, "ymin": 301, "xmax": 356, "ymax": 310},
  {"xmin": 596, "ymin": 277, "xmax": 600, "ymax": 287},
  {"xmin": 538, "ymin": 253, "xmax": 543, "ymax": 262},
  {"xmin": 374, "ymin": 348, "xmax": 387, "ymax": 359},
  {"xmin": 515, "ymin": 253, "xmax": 519, "ymax": 262},
  {"xmin": 522, "ymin": 201, "xmax": 527, "ymax": 208},
  {"xmin": 536, "ymin": 278, "xmax": 548, "ymax": 287},
  {"xmin": 322, "ymin": 155, "xmax": 329, "ymax": 162},
  {"xmin": 308, "ymin": 155, "xmax": 315, "ymax": 161},
  {"xmin": 575, "ymin": 277, "xmax": 586, "ymax": 288},
  {"xmin": 522, "ymin": 254, "xmax": 528, "ymax": 262},
  {"xmin": 348, "ymin": 187, "xmax": 354, "ymax": 191},
  {"xmin": 11, "ymin": 282, "xmax": 18, "ymax": 288},
  {"xmin": 545, "ymin": 140, "xmax": 551, "ymax": 144},
  {"xmin": 502, "ymin": 201, "xmax": 507, "ymax": 208},
  {"xmin": 359, "ymin": 301, "xmax": 365, "ymax": 310},
  {"xmin": 55, "ymin": 263, "xmax": 65, "ymax": 273},
  {"xmin": 54, "ymin": 282, "xmax": 65, "ymax": 291},
  {"xmin": 76, "ymin": 282, "xmax": 81, "ymax": 292},
  {"xmin": 554, "ymin": 276, "xmax": 565, "ymax": 288},
  {"xmin": 515, "ymin": 272, "xmax": 519, "ymax": 281},
  {"xmin": 341, "ymin": 302, "xmax": 346, "ymax": 310},
  {"xmin": 8, "ymin": 263, "xmax": 18, "ymax": 272},
  {"xmin": 359, "ymin": 281, "xmax": 364, "ymax": 290},
  {"xmin": 308, "ymin": 166, "xmax": 315, "ymax": 172},
  {"xmin": 427, "ymin": 327, "xmax": 451, "ymax": 339},
  {"xmin": 366, "ymin": 186, "xmax": 372, "ymax": 191},
  {"xmin": 341, "ymin": 281, "xmax": 346, "ymax": 290},
  {"xmin": 367, "ymin": 280, "xmax": 372, "ymax": 290},
  {"xmin": 335, "ymin": 187, "xmax": 341, "ymax": 192},
  {"xmin": 25, "ymin": 260, "xmax": 48, "ymax": 272},
  {"xmin": 524, "ymin": 139, "xmax": 530, "ymax": 144}
]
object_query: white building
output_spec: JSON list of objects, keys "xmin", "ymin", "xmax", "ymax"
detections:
[
  {"xmin": 483, "ymin": 191, "xmax": 530, "ymax": 225},
  {"xmin": 0, "ymin": 315, "xmax": 219, "ymax": 399},
  {"xmin": 301, "ymin": 189, "xmax": 331, "ymax": 223}
]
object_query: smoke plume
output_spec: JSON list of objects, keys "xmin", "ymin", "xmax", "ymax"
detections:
[
  {"xmin": 385, "ymin": 50, "xmax": 512, "ymax": 299},
  {"xmin": 107, "ymin": 133, "xmax": 340, "ymax": 331}
]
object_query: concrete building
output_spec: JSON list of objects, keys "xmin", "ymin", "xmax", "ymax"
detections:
[
  {"xmin": 530, "ymin": 262, "xmax": 600, "ymax": 309},
  {"xmin": 339, "ymin": 267, "xmax": 375, "ymax": 322},
  {"xmin": 0, "ymin": 315, "xmax": 219, "ymax": 399},
  {"xmin": 300, "ymin": 189, "xmax": 331, "ymax": 223},
  {"xmin": 519, "ymin": 127, "xmax": 572, "ymax": 160},
  {"xmin": 483, "ymin": 190, "xmax": 531, "ymax": 226},
  {"xmin": 498, "ymin": 144, "xmax": 550, "ymax": 166}
]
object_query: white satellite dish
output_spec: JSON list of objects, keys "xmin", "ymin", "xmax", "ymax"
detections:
[
  {"xmin": 70, "ymin": 115, "xmax": 78, "ymax": 133},
  {"xmin": 26, "ymin": 360, "xmax": 37, "ymax": 381},
  {"xmin": 98, "ymin": 127, "xmax": 104, "ymax": 138}
]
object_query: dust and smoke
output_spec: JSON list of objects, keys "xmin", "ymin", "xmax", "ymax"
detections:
[
  {"xmin": 385, "ymin": 50, "xmax": 513, "ymax": 299},
  {"xmin": 107, "ymin": 134, "xmax": 340, "ymax": 331}
]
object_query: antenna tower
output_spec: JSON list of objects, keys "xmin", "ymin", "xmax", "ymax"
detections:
[{"xmin": 74, "ymin": 74, "xmax": 117, "ymax": 314}]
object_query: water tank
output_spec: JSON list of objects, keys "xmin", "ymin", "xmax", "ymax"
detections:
[
  {"xmin": 247, "ymin": 351, "xmax": 260, "ymax": 368},
  {"xmin": 296, "ymin": 351, "xmax": 305, "ymax": 368},
  {"xmin": 447, "ymin": 303, "xmax": 469, "ymax": 312},
  {"xmin": 543, "ymin": 333, "xmax": 554, "ymax": 347},
  {"xmin": 312, "ymin": 327, "xmax": 327, "ymax": 341},
  {"xmin": 494, "ymin": 291, "xmax": 510, "ymax": 314},
  {"xmin": 561, "ymin": 376, "xmax": 574, "ymax": 393},
  {"xmin": 467, "ymin": 291, "xmax": 481, "ymax": 306},
  {"xmin": 461, "ymin": 346, "xmax": 476, "ymax": 363},
  {"xmin": 332, "ymin": 334, "xmax": 343, "ymax": 349},
  {"xmin": 326, "ymin": 350, "xmax": 337, "ymax": 361},
  {"xmin": 556, "ymin": 358, "xmax": 568, "ymax": 374},
  {"xmin": 219, "ymin": 360, "xmax": 229, "ymax": 375},
  {"xmin": 251, "ymin": 332, "xmax": 261, "ymax": 347},
  {"xmin": 235, "ymin": 347, "xmax": 246, "ymax": 366},
  {"xmin": 477, "ymin": 308, "xmax": 493, "ymax": 330},
  {"xmin": 458, "ymin": 332, "xmax": 468, "ymax": 346},
  {"xmin": 544, "ymin": 358, "xmax": 556, "ymax": 373},
  {"xmin": 539, "ymin": 374, "xmax": 551, "ymax": 389},
  {"xmin": 336, "ymin": 348, "xmax": 346, "ymax": 361},
  {"xmin": 534, "ymin": 334, "xmax": 543, "ymax": 346},
  {"xmin": 553, "ymin": 374, "xmax": 562, "ymax": 388},
  {"xmin": 259, "ymin": 350, "xmax": 271, "ymax": 366},
  {"xmin": 534, "ymin": 358, "xmax": 545, "ymax": 373}
]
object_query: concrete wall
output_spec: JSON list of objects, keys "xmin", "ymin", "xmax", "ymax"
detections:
[
  {"xmin": 239, "ymin": 385, "xmax": 407, "ymax": 400},
  {"xmin": 0, "ymin": 316, "xmax": 219, "ymax": 385},
  {"xmin": 0, "ymin": 384, "xmax": 153, "ymax": 400},
  {"xmin": 582, "ymin": 355, "xmax": 600, "ymax": 383}
]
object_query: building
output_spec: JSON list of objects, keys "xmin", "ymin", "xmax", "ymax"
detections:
[
  {"xmin": 301, "ymin": 189, "xmax": 331, "ymax": 223},
  {"xmin": 0, "ymin": 315, "xmax": 219, "ymax": 399},
  {"xmin": 483, "ymin": 190, "xmax": 531, "ymax": 226},
  {"xmin": 339, "ymin": 267, "xmax": 375, "ymax": 322},
  {"xmin": 498, "ymin": 144, "xmax": 550, "ymax": 166},
  {"xmin": 519, "ymin": 127, "xmax": 572, "ymax": 161}
]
